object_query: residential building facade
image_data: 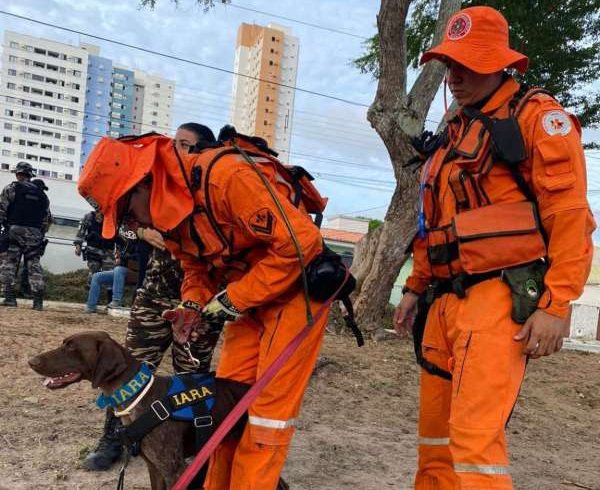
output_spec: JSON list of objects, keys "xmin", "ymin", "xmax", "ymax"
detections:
[
  {"xmin": 0, "ymin": 31, "xmax": 88, "ymax": 181},
  {"xmin": 231, "ymin": 23, "xmax": 299, "ymax": 162},
  {"xmin": 0, "ymin": 30, "xmax": 176, "ymax": 179}
]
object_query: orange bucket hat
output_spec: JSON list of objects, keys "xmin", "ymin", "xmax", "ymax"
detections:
[{"xmin": 420, "ymin": 6, "xmax": 528, "ymax": 74}]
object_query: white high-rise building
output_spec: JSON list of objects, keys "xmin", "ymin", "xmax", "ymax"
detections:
[
  {"xmin": 231, "ymin": 23, "xmax": 299, "ymax": 162},
  {"xmin": 132, "ymin": 71, "xmax": 175, "ymax": 135},
  {"xmin": 0, "ymin": 31, "xmax": 90, "ymax": 181}
]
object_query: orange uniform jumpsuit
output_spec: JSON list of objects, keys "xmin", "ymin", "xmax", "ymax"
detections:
[
  {"xmin": 159, "ymin": 143, "xmax": 328, "ymax": 490},
  {"xmin": 405, "ymin": 77, "xmax": 595, "ymax": 489}
]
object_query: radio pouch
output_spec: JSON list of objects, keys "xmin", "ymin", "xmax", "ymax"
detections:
[{"xmin": 502, "ymin": 260, "xmax": 548, "ymax": 324}]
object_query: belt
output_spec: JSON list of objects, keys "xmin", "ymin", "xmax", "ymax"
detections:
[{"xmin": 425, "ymin": 270, "xmax": 502, "ymax": 304}]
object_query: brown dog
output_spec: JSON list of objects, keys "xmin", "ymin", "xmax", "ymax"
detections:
[{"xmin": 28, "ymin": 331, "xmax": 250, "ymax": 490}]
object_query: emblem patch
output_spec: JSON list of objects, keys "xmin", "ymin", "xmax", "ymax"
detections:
[
  {"xmin": 447, "ymin": 13, "xmax": 472, "ymax": 40},
  {"xmin": 249, "ymin": 208, "xmax": 276, "ymax": 235},
  {"xmin": 542, "ymin": 111, "xmax": 571, "ymax": 136}
]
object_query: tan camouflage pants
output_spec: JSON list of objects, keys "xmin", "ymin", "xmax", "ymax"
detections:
[
  {"xmin": 1, "ymin": 226, "xmax": 44, "ymax": 294},
  {"xmin": 126, "ymin": 287, "xmax": 222, "ymax": 373}
]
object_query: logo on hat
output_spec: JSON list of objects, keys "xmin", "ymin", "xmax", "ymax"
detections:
[{"xmin": 447, "ymin": 13, "xmax": 472, "ymax": 41}]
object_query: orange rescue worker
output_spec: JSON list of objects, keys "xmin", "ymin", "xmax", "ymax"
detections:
[
  {"xmin": 394, "ymin": 6, "xmax": 595, "ymax": 490},
  {"xmin": 78, "ymin": 131, "xmax": 329, "ymax": 490}
]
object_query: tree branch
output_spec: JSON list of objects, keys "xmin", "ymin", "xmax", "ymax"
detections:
[{"xmin": 367, "ymin": 0, "xmax": 412, "ymax": 145}]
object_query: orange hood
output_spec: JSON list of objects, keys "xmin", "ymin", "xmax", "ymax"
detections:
[{"xmin": 78, "ymin": 134, "xmax": 194, "ymax": 238}]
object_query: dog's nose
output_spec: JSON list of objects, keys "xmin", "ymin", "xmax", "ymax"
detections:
[{"xmin": 28, "ymin": 357, "xmax": 41, "ymax": 370}]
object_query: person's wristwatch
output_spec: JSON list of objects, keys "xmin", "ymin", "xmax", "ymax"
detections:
[{"xmin": 401, "ymin": 285, "xmax": 418, "ymax": 296}]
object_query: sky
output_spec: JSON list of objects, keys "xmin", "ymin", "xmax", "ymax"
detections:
[{"xmin": 1, "ymin": 0, "xmax": 599, "ymax": 232}]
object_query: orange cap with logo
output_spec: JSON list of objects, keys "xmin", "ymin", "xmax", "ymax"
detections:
[{"xmin": 420, "ymin": 6, "xmax": 528, "ymax": 74}]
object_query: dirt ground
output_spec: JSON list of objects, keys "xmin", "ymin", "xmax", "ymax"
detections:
[{"xmin": 1, "ymin": 306, "xmax": 599, "ymax": 490}]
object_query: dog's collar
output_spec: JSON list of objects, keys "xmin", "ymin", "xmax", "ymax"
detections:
[{"xmin": 96, "ymin": 363, "xmax": 153, "ymax": 410}]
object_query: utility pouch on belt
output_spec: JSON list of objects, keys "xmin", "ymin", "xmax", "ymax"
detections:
[
  {"xmin": 306, "ymin": 247, "xmax": 364, "ymax": 346},
  {"xmin": 452, "ymin": 201, "xmax": 546, "ymax": 274},
  {"xmin": 502, "ymin": 260, "xmax": 548, "ymax": 324}
]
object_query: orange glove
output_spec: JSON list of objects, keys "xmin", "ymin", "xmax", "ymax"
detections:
[{"xmin": 162, "ymin": 301, "xmax": 203, "ymax": 344}]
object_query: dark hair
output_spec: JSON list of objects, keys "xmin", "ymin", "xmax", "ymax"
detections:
[{"xmin": 177, "ymin": 122, "xmax": 216, "ymax": 143}]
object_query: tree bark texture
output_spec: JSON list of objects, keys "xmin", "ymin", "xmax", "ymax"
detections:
[{"xmin": 352, "ymin": 0, "xmax": 461, "ymax": 332}]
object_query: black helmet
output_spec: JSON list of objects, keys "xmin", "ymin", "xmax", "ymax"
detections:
[
  {"xmin": 13, "ymin": 161, "xmax": 35, "ymax": 177},
  {"xmin": 32, "ymin": 179, "xmax": 48, "ymax": 191}
]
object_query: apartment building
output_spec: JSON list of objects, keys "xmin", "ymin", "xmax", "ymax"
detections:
[
  {"xmin": 0, "ymin": 31, "xmax": 89, "ymax": 181},
  {"xmin": 132, "ymin": 71, "xmax": 174, "ymax": 135},
  {"xmin": 231, "ymin": 23, "xmax": 299, "ymax": 162},
  {"xmin": 0, "ymin": 30, "xmax": 176, "ymax": 179}
]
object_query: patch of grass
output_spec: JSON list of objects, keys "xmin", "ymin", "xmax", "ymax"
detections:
[{"xmin": 77, "ymin": 443, "xmax": 92, "ymax": 460}]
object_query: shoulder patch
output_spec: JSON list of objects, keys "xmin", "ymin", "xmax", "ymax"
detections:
[
  {"xmin": 542, "ymin": 111, "xmax": 571, "ymax": 136},
  {"xmin": 248, "ymin": 208, "xmax": 276, "ymax": 235}
]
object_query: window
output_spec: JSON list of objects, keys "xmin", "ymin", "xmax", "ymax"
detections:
[
  {"xmin": 38, "ymin": 169, "xmax": 50, "ymax": 177},
  {"xmin": 10, "ymin": 41, "xmax": 19, "ymax": 48},
  {"xmin": 264, "ymin": 120, "xmax": 268, "ymax": 126},
  {"xmin": 4, "ymin": 123, "xmax": 12, "ymax": 130},
  {"xmin": 33, "ymin": 61, "xmax": 45, "ymax": 69},
  {"xmin": 34, "ymin": 48, "xmax": 46, "ymax": 55},
  {"xmin": 48, "ymin": 51, "xmax": 59, "ymax": 58},
  {"xmin": 32, "ymin": 74, "xmax": 44, "ymax": 82},
  {"xmin": 67, "ymin": 135, "xmax": 76, "ymax": 142},
  {"xmin": 5, "ymin": 109, "xmax": 14, "ymax": 116},
  {"xmin": 71, "ymin": 96, "xmax": 79, "ymax": 103},
  {"xmin": 40, "ymin": 156, "xmax": 51, "ymax": 163},
  {"xmin": 65, "ymin": 174, "xmax": 73, "ymax": 180},
  {"xmin": 269, "ymin": 60, "xmax": 273, "ymax": 66},
  {"xmin": 1, "ymin": 164, "xmax": 9, "ymax": 170},
  {"xmin": 2, "ymin": 150, "xmax": 10, "ymax": 156},
  {"xmin": 8, "ymin": 69, "xmax": 17, "ymax": 76},
  {"xmin": 7, "ymin": 82, "xmax": 16, "ymax": 90},
  {"xmin": 9, "ymin": 55, "xmax": 18, "ymax": 62},
  {"xmin": 46, "ymin": 64, "xmax": 58, "ymax": 72},
  {"xmin": 26, "ymin": 154, "xmax": 38, "ymax": 161},
  {"xmin": 3, "ymin": 136, "xmax": 11, "ymax": 143}
]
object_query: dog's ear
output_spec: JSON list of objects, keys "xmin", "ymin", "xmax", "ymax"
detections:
[{"xmin": 91, "ymin": 339, "xmax": 129, "ymax": 389}]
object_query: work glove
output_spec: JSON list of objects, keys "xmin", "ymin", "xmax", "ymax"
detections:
[
  {"xmin": 162, "ymin": 300, "xmax": 206, "ymax": 344},
  {"xmin": 202, "ymin": 290, "xmax": 242, "ymax": 323}
]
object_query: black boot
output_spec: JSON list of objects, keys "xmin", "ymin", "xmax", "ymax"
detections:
[
  {"xmin": 32, "ymin": 292, "xmax": 43, "ymax": 311},
  {"xmin": 82, "ymin": 410, "xmax": 123, "ymax": 471},
  {"xmin": 1, "ymin": 286, "xmax": 17, "ymax": 307}
]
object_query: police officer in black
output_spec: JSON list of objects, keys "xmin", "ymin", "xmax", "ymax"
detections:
[{"xmin": 0, "ymin": 162, "xmax": 51, "ymax": 310}]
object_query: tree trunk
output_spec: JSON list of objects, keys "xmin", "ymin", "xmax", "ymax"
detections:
[{"xmin": 352, "ymin": 0, "xmax": 461, "ymax": 331}]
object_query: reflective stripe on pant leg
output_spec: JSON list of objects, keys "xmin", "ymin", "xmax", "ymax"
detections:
[
  {"xmin": 454, "ymin": 464, "xmax": 511, "ymax": 475},
  {"xmin": 449, "ymin": 278, "xmax": 527, "ymax": 490}
]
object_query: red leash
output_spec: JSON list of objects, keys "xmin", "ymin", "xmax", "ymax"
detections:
[{"xmin": 171, "ymin": 290, "xmax": 339, "ymax": 490}]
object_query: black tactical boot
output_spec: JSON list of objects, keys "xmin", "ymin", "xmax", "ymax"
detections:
[
  {"xmin": 1, "ymin": 286, "xmax": 17, "ymax": 307},
  {"xmin": 82, "ymin": 410, "xmax": 123, "ymax": 471},
  {"xmin": 32, "ymin": 292, "xmax": 43, "ymax": 311}
]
